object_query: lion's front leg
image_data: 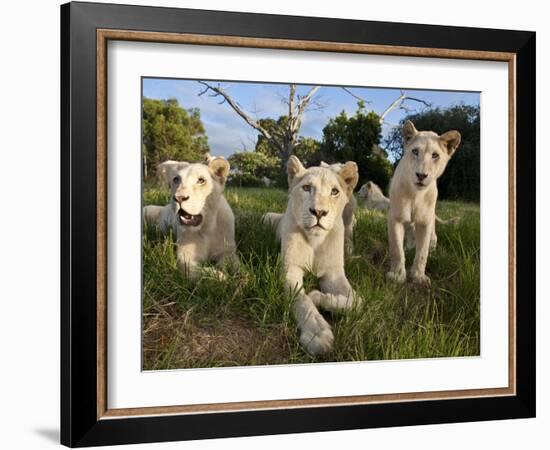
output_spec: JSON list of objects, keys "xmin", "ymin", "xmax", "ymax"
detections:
[
  {"xmin": 342, "ymin": 200, "xmax": 355, "ymax": 257},
  {"xmin": 213, "ymin": 239, "xmax": 240, "ymax": 273},
  {"xmin": 309, "ymin": 269, "xmax": 360, "ymax": 312},
  {"xmin": 409, "ymin": 220, "xmax": 433, "ymax": 285},
  {"xmin": 176, "ymin": 249, "xmax": 201, "ymax": 281},
  {"xmin": 286, "ymin": 265, "xmax": 334, "ymax": 355},
  {"xmin": 429, "ymin": 225, "xmax": 438, "ymax": 251},
  {"xmin": 176, "ymin": 242, "xmax": 213, "ymax": 282},
  {"xmin": 343, "ymin": 221, "xmax": 354, "ymax": 257},
  {"xmin": 387, "ymin": 217, "xmax": 406, "ymax": 283},
  {"xmin": 405, "ymin": 222, "xmax": 416, "ymax": 250},
  {"xmin": 262, "ymin": 212, "xmax": 284, "ymax": 228},
  {"xmin": 217, "ymin": 251, "xmax": 240, "ymax": 272}
]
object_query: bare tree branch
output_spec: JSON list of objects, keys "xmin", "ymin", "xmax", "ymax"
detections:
[
  {"xmin": 379, "ymin": 92, "xmax": 432, "ymax": 124},
  {"xmin": 287, "ymin": 84, "xmax": 297, "ymax": 143},
  {"xmin": 197, "ymin": 81, "xmax": 283, "ymax": 153},
  {"xmin": 341, "ymin": 87, "xmax": 372, "ymax": 104},
  {"xmin": 296, "ymin": 86, "xmax": 321, "ymax": 117},
  {"xmin": 289, "ymin": 86, "xmax": 321, "ymax": 140},
  {"xmin": 288, "ymin": 84, "xmax": 296, "ymax": 120}
]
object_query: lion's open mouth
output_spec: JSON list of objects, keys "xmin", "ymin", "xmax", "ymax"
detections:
[{"xmin": 177, "ymin": 208, "xmax": 203, "ymax": 227}]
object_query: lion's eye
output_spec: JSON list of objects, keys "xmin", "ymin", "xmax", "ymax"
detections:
[
  {"xmin": 302, "ymin": 184, "xmax": 311, "ymax": 192},
  {"xmin": 172, "ymin": 176, "xmax": 180, "ymax": 184},
  {"xmin": 197, "ymin": 177, "xmax": 206, "ymax": 185},
  {"xmin": 331, "ymin": 188, "xmax": 340, "ymax": 196},
  {"xmin": 432, "ymin": 152, "xmax": 440, "ymax": 160},
  {"xmin": 412, "ymin": 148, "xmax": 419, "ymax": 157}
]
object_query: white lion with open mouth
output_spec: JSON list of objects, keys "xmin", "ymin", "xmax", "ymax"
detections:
[
  {"xmin": 264, "ymin": 156, "xmax": 361, "ymax": 355},
  {"xmin": 143, "ymin": 158, "xmax": 238, "ymax": 281}
]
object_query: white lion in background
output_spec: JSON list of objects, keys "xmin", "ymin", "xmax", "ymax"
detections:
[
  {"xmin": 264, "ymin": 156, "xmax": 361, "ymax": 355},
  {"xmin": 387, "ymin": 120, "xmax": 461, "ymax": 285},
  {"xmin": 358, "ymin": 181, "xmax": 390, "ymax": 211},
  {"xmin": 143, "ymin": 158, "xmax": 238, "ymax": 281}
]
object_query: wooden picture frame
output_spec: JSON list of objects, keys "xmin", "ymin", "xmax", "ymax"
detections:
[{"xmin": 61, "ymin": 1, "xmax": 535, "ymax": 447}]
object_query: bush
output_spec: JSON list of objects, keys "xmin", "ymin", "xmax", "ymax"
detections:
[{"xmin": 228, "ymin": 151, "xmax": 281, "ymax": 187}]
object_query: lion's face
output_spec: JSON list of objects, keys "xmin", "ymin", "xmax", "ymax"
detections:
[
  {"xmin": 157, "ymin": 158, "xmax": 230, "ymax": 229},
  {"xmin": 287, "ymin": 156, "xmax": 358, "ymax": 238},
  {"xmin": 401, "ymin": 120, "xmax": 461, "ymax": 191}
]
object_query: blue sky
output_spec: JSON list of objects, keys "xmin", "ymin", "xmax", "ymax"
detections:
[{"xmin": 143, "ymin": 78, "xmax": 480, "ymax": 158}]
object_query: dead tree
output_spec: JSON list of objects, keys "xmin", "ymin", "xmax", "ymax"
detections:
[{"xmin": 198, "ymin": 81, "xmax": 320, "ymax": 160}]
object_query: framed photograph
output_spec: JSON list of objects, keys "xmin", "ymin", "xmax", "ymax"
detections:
[{"xmin": 61, "ymin": 1, "xmax": 536, "ymax": 447}]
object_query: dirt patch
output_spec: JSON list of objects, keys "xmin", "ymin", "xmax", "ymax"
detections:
[{"xmin": 143, "ymin": 311, "xmax": 292, "ymax": 370}]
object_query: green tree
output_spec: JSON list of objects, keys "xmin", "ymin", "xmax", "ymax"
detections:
[
  {"xmin": 318, "ymin": 104, "xmax": 392, "ymax": 191},
  {"xmin": 228, "ymin": 151, "xmax": 281, "ymax": 187},
  {"xmin": 294, "ymin": 137, "xmax": 321, "ymax": 166},
  {"xmin": 254, "ymin": 117, "xmax": 284, "ymax": 158},
  {"xmin": 384, "ymin": 105, "xmax": 480, "ymax": 201},
  {"xmin": 142, "ymin": 97, "xmax": 209, "ymax": 179}
]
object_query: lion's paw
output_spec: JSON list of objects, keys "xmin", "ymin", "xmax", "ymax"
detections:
[
  {"xmin": 386, "ymin": 269, "xmax": 406, "ymax": 284},
  {"xmin": 410, "ymin": 272, "xmax": 431, "ymax": 286},
  {"xmin": 344, "ymin": 241, "xmax": 354, "ymax": 257},
  {"xmin": 300, "ymin": 327, "xmax": 334, "ymax": 355},
  {"xmin": 308, "ymin": 289, "xmax": 356, "ymax": 311},
  {"xmin": 299, "ymin": 313, "xmax": 334, "ymax": 355},
  {"xmin": 201, "ymin": 267, "xmax": 227, "ymax": 282}
]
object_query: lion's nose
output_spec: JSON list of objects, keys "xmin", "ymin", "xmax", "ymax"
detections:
[
  {"xmin": 416, "ymin": 172, "xmax": 428, "ymax": 181},
  {"xmin": 309, "ymin": 208, "xmax": 328, "ymax": 219},
  {"xmin": 174, "ymin": 194, "xmax": 190, "ymax": 203}
]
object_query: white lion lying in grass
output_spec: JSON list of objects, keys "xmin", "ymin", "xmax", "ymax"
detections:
[
  {"xmin": 264, "ymin": 156, "xmax": 361, "ymax": 355},
  {"xmin": 358, "ymin": 181, "xmax": 390, "ymax": 211},
  {"xmin": 143, "ymin": 158, "xmax": 238, "ymax": 281}
]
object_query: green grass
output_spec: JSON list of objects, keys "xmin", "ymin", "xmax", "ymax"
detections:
[{"xmin": 142, "ymin": 186, "xmax": 480, "ymax": 370}]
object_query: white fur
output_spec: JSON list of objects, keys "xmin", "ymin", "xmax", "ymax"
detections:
[
  {"xmin": 358, "ymin": 181, "xmax": 390, "ymax": 211},
  {"xmin": 265, "ymin": 156, "xmax": 360, "ymax": 355},
  {"xmin": 387, "ymin": 121, "xmax": 461, "ymax": 285},
  {"xmin": 320, "ymin": 161, "xmax": 357, "ymax": 256},
  {"xmin": 359, "ymin": 180, "xmax": 442, "ymax": 251},
  {"xmin": 143, "ymin": 158, "xmax": 238, "ymax": 281}
]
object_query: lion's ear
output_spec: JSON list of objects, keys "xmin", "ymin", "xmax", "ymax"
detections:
[
  {"xmin": 208, "ymin": 157, "xmax": 230, "ymax": 183},
  {"xmin": 287, "ymin": 155, "xmax": 306, "ymax": 186},
  {"xmin": 319, "ymin": 161, "xmax": 329, "ymax": 168},
  {"xmin": 338, "ymin": 161, "xmax": 359, "ymax": 193},
  {"xmin": 402, "ymin": 120, "xmax": 418, "ymax": 145},
  {"xmin": 439, "ymin": 130, "xmax": 461, "ymax": 156},
  {"xmin": 157, "ymin": 160, "xmax": 188, "ymax": 187}
]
